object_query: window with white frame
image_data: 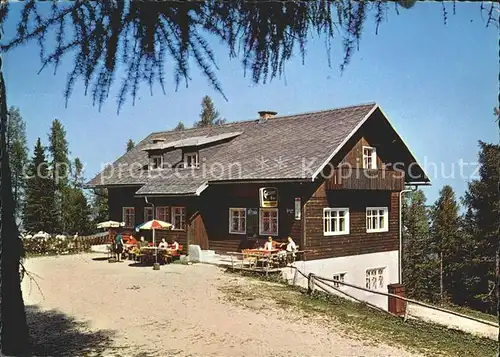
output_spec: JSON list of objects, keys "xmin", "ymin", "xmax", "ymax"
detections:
[
  {"xmin": 323, "ymin": 208, "xmax": 349, "ymax": 235},
  {"xmin": 144, "ymin": 207, "xmax": 153, "ymax": 222},
  {"xmin": 259, "ymin": 208, "xmax": 278, "ymax": 236},
  {"xmin": 123, "ymin": 207, "xmax": 135, "ymax": 228},
  {"xmin": 229, "ymin": 208, "xmax": 246, "ymax": 234},
  {"xmin": 365, "ymin": 268, "xmax": 386, "ymax": 291},
  {"xmin": 171, "ymin": 206, "xmax": 186, "ymax": 230},
  {"xmin": 366, "ymin": 207, "xmax": 389, "ymax": 233},
  {"xmin": 363, "ymin": 146, "xmax": 377, "ymax": 169},
  {"xmin": 156, "ymin": 206, "xmax": 169, "ymax": 222},
  {"xmin": 184, "ymin": 152, "xmax": 199, "ymax": 168},
  {"xmin": 332, "ymin": 273, "xmax": 347, "ymax": 289},
  {"xmin": 150, "ymin": 155, "xmax": 163, "ymax": 169}
]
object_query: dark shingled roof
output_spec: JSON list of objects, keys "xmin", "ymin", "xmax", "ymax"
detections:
[{"xmin": 87, "ymin": 103, "xmax": 379, "ymax": 194}]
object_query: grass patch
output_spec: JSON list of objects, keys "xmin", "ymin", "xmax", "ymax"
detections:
[
  {"xmin": 221, "ymin": 269, "xmax": 497, "ymax": 357},
  {"xmin": 440, "ymin": 303, "xmax": 498, "ymax": 324}
]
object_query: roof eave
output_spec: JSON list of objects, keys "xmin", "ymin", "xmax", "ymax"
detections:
[{"xmin": 208, "ymin": 178, "xmax": 310, "ymax": 185}]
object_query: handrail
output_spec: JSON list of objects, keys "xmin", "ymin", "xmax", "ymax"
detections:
[
  {"xmin": 288, "ymin": 266, "xmax": 498, "ymax": 328},
  {"xmin": 223, "ymin": 254, "xmax": 497, "ymax": 328}
]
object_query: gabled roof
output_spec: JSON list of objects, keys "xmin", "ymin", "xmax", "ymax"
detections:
[{"xmin": 87, "ymin": 102, "xmax": 429, "ymax": 195}]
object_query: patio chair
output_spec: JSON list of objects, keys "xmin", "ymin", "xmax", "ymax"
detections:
[{"xmin": 242, "ymin": 250, "xmax": 257, "ymax": 268}]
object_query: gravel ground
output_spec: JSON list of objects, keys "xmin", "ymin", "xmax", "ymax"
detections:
[{"xmin": 21, "ymin": 253, "xmax": 422, "ymax": 357}]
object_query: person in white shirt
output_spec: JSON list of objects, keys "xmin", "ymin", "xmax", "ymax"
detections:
[
  {"xmin": 171, "ymin": 239, "xmax": 180, "ymax": 250},
  {"xmin": 264, "ymin": 236, "xmax": 274, "ymax": 251},
  {"xmin": 158, "ymin": 238, "xmax": 168, "ymax": 249},
  {"xmin": 286, "ymin": 236, "xmax": 297, "ymax": 252}
]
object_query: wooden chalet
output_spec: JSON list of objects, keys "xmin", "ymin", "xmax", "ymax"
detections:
[{"xmin": 88, "ymin": 102, "xmax": 430, "ymax": 296}]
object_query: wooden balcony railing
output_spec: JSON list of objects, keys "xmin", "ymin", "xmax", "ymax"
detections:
[{"xmin": 325, "ymin": 168, "xmax": 404, "ymax": 191}]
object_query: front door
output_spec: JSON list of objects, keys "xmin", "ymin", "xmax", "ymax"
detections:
[{"xmin": 188, "ymin": 212, "xmax": 209, "ymax": 250}]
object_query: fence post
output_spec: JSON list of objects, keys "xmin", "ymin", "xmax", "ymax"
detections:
[
  {"xmin": 307, "ymin": 273, "xmax": 315, "ymax": 295},
  {"xmin": 292, "ymin": 268, "xmax": 298, "ymax": 286}
]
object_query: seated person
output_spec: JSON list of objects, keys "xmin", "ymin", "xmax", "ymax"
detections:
[
  {"xmin": 137, "ymin": 236, "xmax": 148, "ymax": 248},
  {"xmin": 170, "ymin": 239, "xmax": 180, "ymax": 251},
  {"xmin": 286, "ymin": 236, "xmax": 297, "ymax": 252},
  {"xmin": 264, "ymin": 236, "xmax": 274, "ymax": 251},
  {"xmin": 127, "ymin": 235, "xmax": 138, "ymax": 245},
  {"xmin": 158, "ymin": 238, "xmax": 168, "ymax": 249}
]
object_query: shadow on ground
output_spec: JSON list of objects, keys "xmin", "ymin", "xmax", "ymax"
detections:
[
  {"xmin": 91, "ymin": 257, "xmax": 109, "ymax": 261},
  {"xmin": 25, "ymin": 305, "xmax": 118, "ymax": 356}
]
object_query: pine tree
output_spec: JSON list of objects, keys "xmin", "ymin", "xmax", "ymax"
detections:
[
  {"xmin": 462, "ymin": 141, "xmax": 500, "ymax": 313},
  {"xmin": 0, "ymin": 45, "xmax": 30, "ymax": 354},
  {"xmin": 62, "ymin": 157, "xmax": 91, "ymax": 234},
  {"xmin": 402, "ymin": 189, "xmax": 438, "ymax": 301},
  {"xmin": 6, "ymin": 106, "xmax": 28, "ymax": 224},
  {"xmin": 91, "ymin": 188, "xmax": 108, "ymax": 224},
  {"xmin": 23, "ymin": 138, "xmax": 57, "ymax": 233},
  {"xmin": 64, "ymin": 187, "xmax": 92, "ymax": 235},
  {"xmin": 6, "ymin": 1, "xmax": 494, "ymax": 113},
  {"xmin": 48, "ymin": 119, "xmax": 70, "ymax": 232},
  {"xmin": 72, "ymin": 157, "xmax": 84, "ymax": 188},
  {"xmin": 430, "ymin": 185, "xmax": 461, "ymax": 304},
  {"xmin": 175, "ymin": 121, "xmax": 185, "ymax": 131},
  {"xmin": 126, "ymin": 139, "xmax": 135, "ymax": 152},
  {"xmin": 194, "ymin": 96, "xmax": 226, "ymax": 128}
]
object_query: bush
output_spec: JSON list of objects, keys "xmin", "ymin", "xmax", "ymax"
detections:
[{"xmin": 22, "ymin": 235, "xmax": 89, "ymax": 256}]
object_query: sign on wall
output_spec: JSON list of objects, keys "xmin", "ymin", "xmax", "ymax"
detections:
[
  {"xmin": 259, "ymin": 187, "xmax": 278, "ymax": 208},
  {"xmin": 294, "ymin": 197, "xmax": 301, "ymax": 220}
]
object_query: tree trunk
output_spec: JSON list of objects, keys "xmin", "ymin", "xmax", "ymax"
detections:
[
  {"xmin": 440, "ymin": 251, "xmax": 444, "ymax": 304},
  {"xmin": 0, "ymin": 57, "xmax": 30, "ymax": 354},
  {"xmin": 496, "ymin": 243, "xmax": 499, "ymax": 357}
]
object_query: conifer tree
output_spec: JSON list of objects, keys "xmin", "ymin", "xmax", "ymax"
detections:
[
  {"xmin": 194, "ymin": 96, "xmax": 226, "ymax": 128},
  {"xmin": 6, "ymin": 106, "xmax": 28, "ymax": 223},
  {"xmin": 23, "ymin": 138, "xmax": 57, "ymax": 233},
  {"xmin": 0, "ymin": 46, "xmax": 30, "ymax": 354},
  {"xmin": 462, "ymin": 141, "xmax": 500, "ymax": 313},
  {"xmin": 126, "ymin": 139, "xmax": 135, "ymax": 152},
  {"xmin": 430, "ymin": 185, "xmax": 461, "ymax": 304},
  {"xmin": 48, "ymin": 119, "xmax": 70, "ymax": 232},
  {"xmin": 175, "ymin": 121, "xmax": 186, "ymax": 131},
  {"xmin": 91, "ymin": 188, "xmax": 108, "ymax": 224},
  {"xmin": 63, "ymin": 157, "xmax": 91, "ymax": 234},
  {"xmin": 402, "ymin": 189, "xmax": 438, "ymax": 301}
]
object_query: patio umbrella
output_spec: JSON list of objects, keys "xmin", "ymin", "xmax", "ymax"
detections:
[
  {"xmin": 137, "ymin": 219, "xmax": 172, "ymax": 265},
  {"xmin": 96, "ymin": 220, "xmax": 125, "ymax": 229}
]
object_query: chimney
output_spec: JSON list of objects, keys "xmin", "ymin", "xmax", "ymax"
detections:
[{"xmin": 258, "ymin": 110, "xmax": 278, "ymax": 120}]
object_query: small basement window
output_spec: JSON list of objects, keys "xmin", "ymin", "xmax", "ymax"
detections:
[
  {"xmin": 366, "ymin": 268, "xmax": 385, "ymax": 291},
  {"xmin": 332, "ymin": 273, "xmax": 347, "ymax": 289},
  {"xmin": 150, "ymin": 155, "xmax": 163, "ymax": 169},
  {"xmin": 184, "ymin": 152, "xmax": 199, "ymax": 168}
]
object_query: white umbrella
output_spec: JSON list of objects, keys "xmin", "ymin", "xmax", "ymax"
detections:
[
  {"xmin": 97, "ymin": 220, "xmax": 125, "ymax": 229},
  {"xmin": 33, "ymin": 231, "xmax": 50, "ymax": 239}
]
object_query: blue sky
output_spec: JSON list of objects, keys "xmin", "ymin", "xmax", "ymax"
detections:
[{"xmin": 3, "ymin": 2, "xmax": 498, "ymax": 205}]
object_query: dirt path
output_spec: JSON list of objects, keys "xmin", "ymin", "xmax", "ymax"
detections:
[{"xmin": 22, "ymin": 253, "xmax": 422, "ymax": 357}]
